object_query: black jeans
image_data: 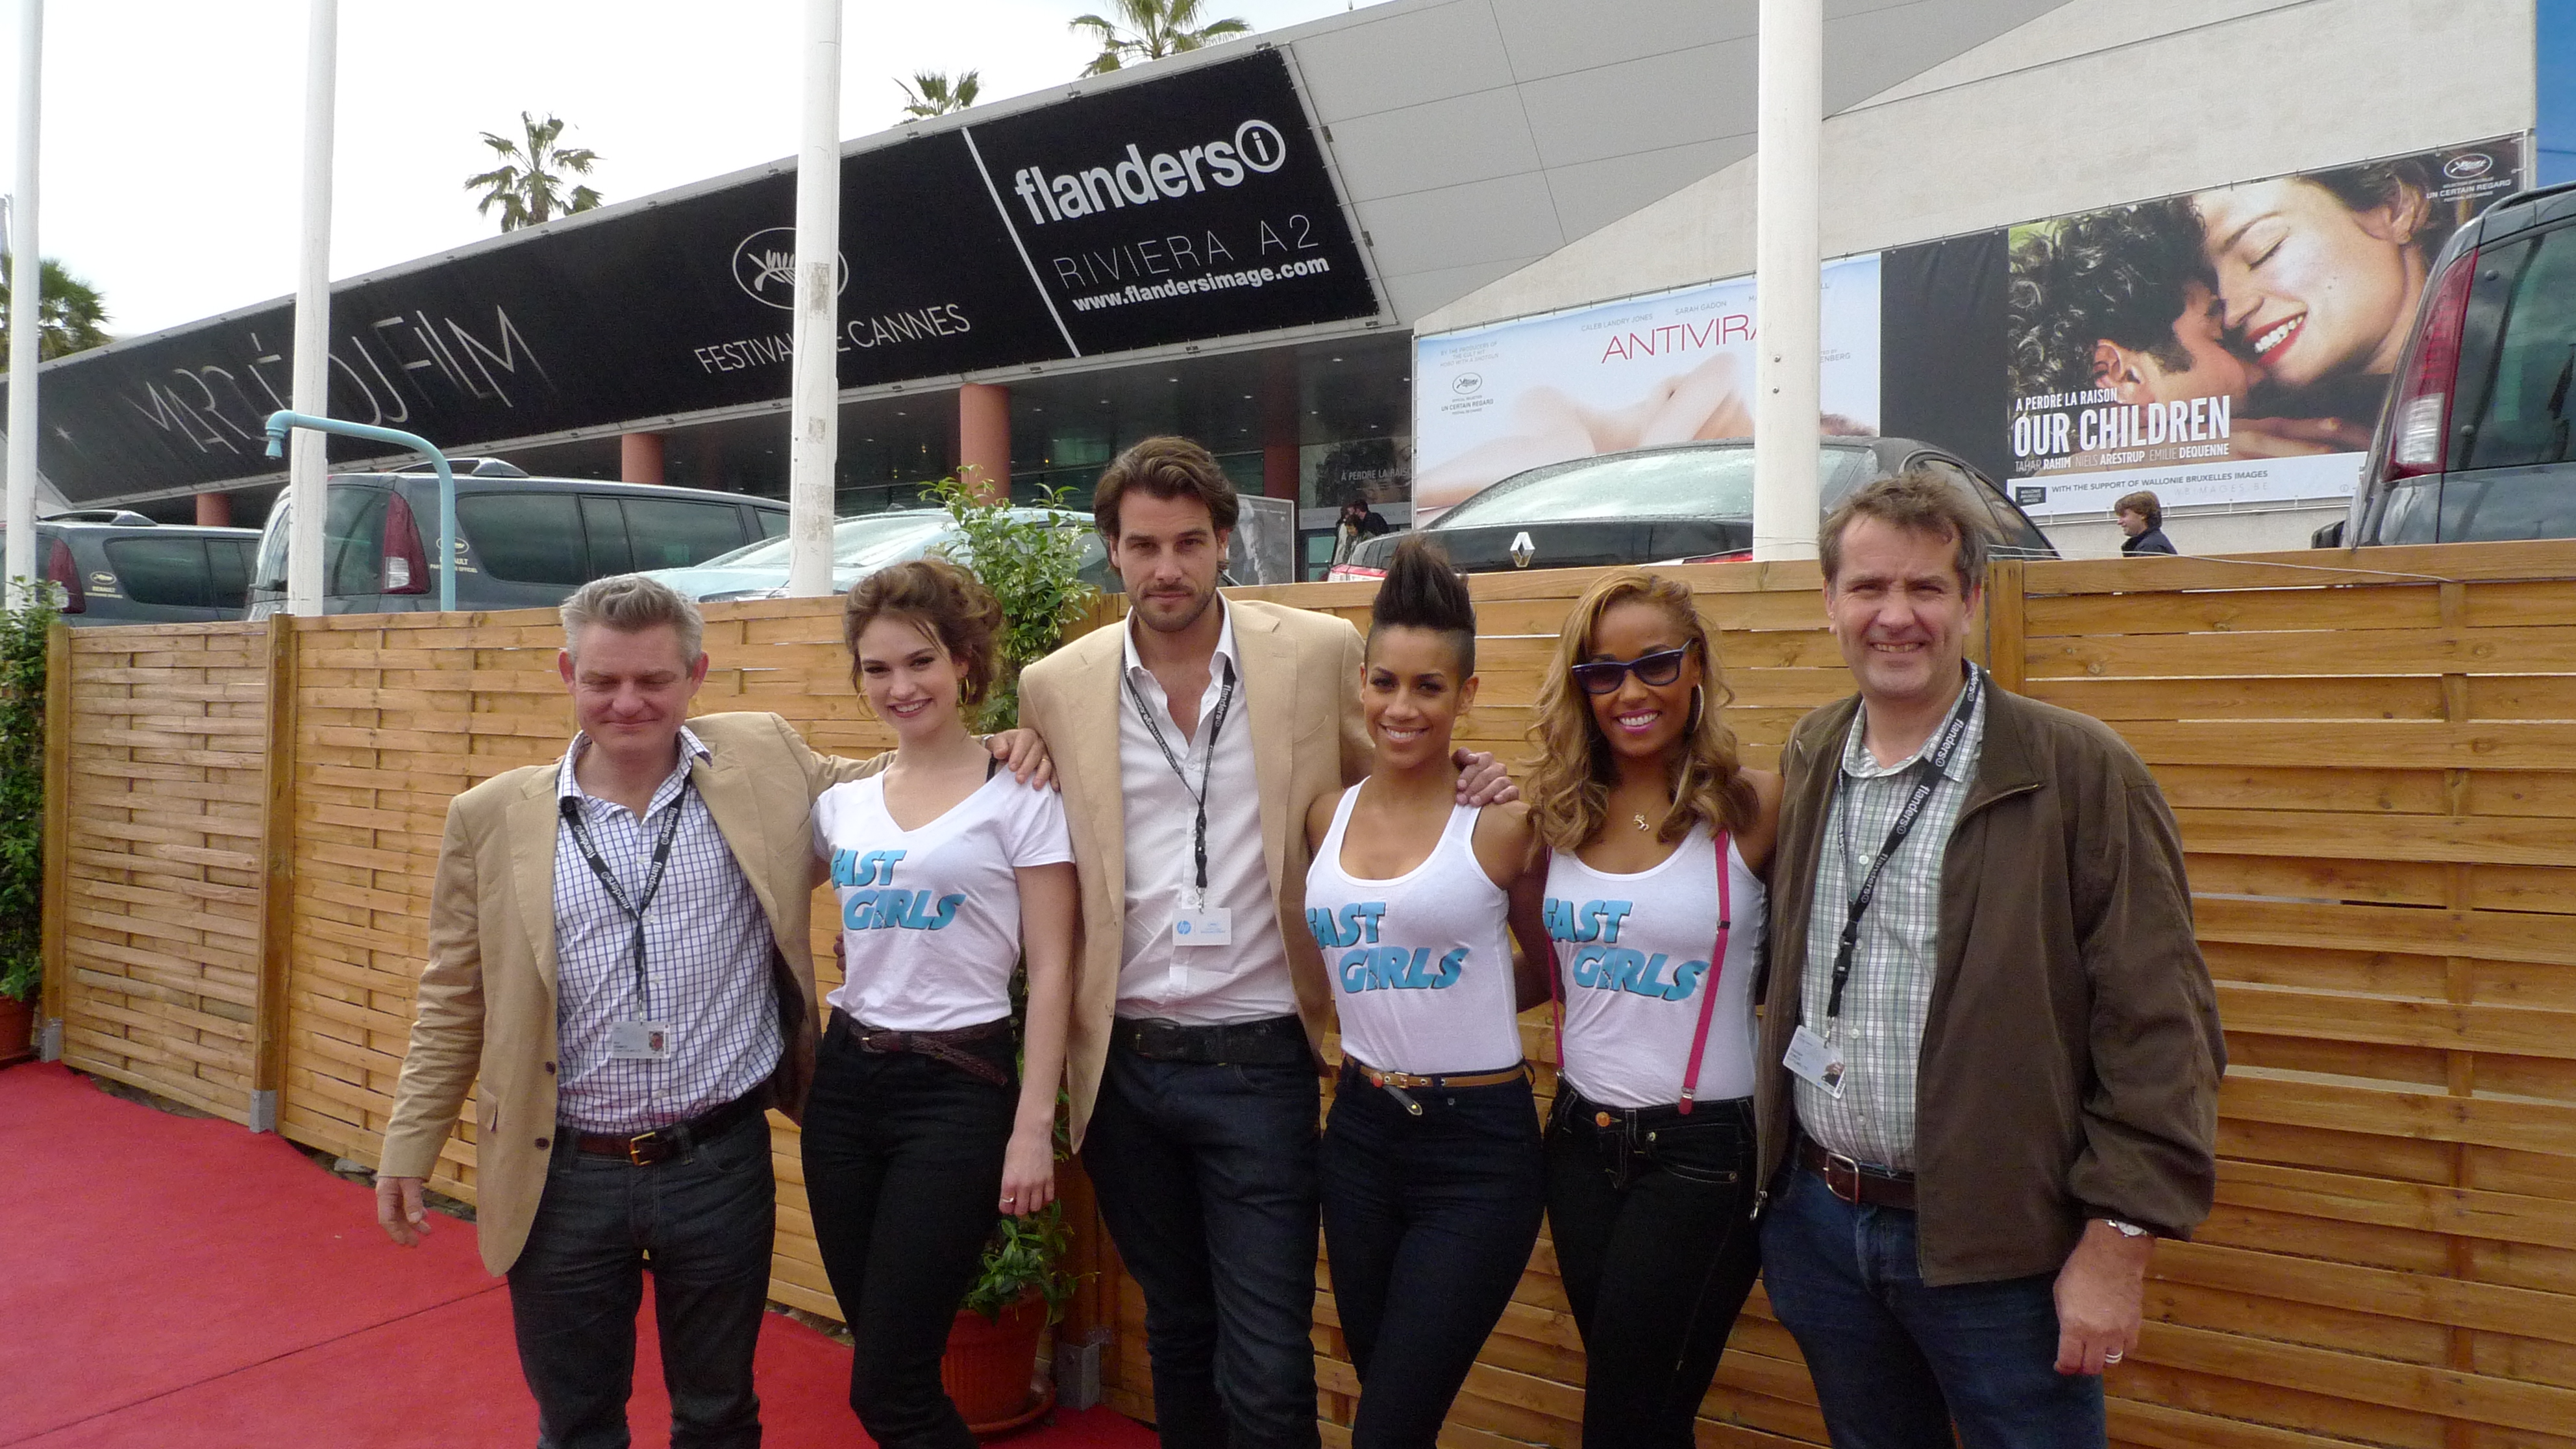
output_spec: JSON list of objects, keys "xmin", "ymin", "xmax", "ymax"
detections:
[
  {"xmin": 1542, "ymin": 1087, "xmax": 1762, "ymax": 1449},
  {"xmin": 506, "ymin": 1109, "xmax": 776, "ymax": 1449},
  {"xmin": 800, "ymin": 1022, "xmax": 1016, "ymax": 1448},
  {"xmin": 1079, "ymin": 1037, "xmax": 1324, "ymax": 1449},
  {"xmin": 1320, "ymin": 1065, "xmax": 1545, "ymax": 1449}
]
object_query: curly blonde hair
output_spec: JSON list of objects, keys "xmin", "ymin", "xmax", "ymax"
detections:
[
  {"xmin": 1523, "ymin": 569, "xmax": 1759, "ymax": 854},
  {"xmin": 841, "ymin": 557, "xmax": 1006, "ymax": 708}
]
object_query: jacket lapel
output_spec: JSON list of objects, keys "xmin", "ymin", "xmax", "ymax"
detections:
[
  {"xmin": 1068, "ymin": 628, "xmax": 1128, "ymax": 932},
  {"xmin": 1235, "ymin": 603, "xmax": 1298, "ymax": 908},
  {"xmin": 504, "ymin": 774, "xmax": 564, "ymax": 994},
  {"xmin": 689, "ymin": 745, "xmax": 784, "ymax": 935}
]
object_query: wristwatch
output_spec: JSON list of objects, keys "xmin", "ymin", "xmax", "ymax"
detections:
[{"xmin": 2100, "ymin": 1218, "xmax": 2153, "ymax": 1239}]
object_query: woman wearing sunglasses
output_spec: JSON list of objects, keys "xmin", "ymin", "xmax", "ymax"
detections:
[
  {"xmin": 1524, "ymin": 568, "xmax": 1782, "ymax": 1448},
  {"xmin": 1302, "ymin": 536, "xmax": 1552, "ymax": 1448}
]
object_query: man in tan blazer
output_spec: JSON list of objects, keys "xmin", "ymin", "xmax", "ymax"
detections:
[
  {"xmin": 1019, "ymin": 438, "xmax": 1505, "ymax": 1449},
  {"xmin": 375, "ymin": 574, "xmax": 1037, "ymax": 1449}
]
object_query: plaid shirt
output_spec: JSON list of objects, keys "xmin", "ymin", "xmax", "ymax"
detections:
[
  {"xmin": 1794, "ymin": 668, "xmax": 1988, "ymax": 1172},
  {"xmin": 552, "ymin": 727, "xmax": 782, "ymax": 1135}
]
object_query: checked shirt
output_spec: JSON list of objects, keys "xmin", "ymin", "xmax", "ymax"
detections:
[{"xmin": 1794, "ymin": 667, "xmax": 1988, "ymax": 1173}]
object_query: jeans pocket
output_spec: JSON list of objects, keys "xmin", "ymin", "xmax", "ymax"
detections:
[{"xmin": 1645, "ymin": 1119, "xmax": 1748, "ymax": 1188}]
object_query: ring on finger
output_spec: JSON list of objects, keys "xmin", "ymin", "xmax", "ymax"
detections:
[{"xmin": 2104, "ymin": 1351, "xmax": 2124, "ymax": 1365}]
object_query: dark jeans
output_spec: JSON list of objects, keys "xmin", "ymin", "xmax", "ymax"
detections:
[
  {"xmin": 800, "ymin": 1025, "xmax": 1016, "ymax": 1448},
  {"xmin": 1320, "ymin": 1065, "xmax": 1544, "ymax": 1449},
  {"xmin": 506, "ymin": 1109, "xmax": 776, "ymax": 1449},
  {"xmin": 1080, "ymin": 1038, "xmax": 1324, "ymax": 1449},
  {"xmin": 1759, "ymin": 1165, "xmax": 2105, "ymax": 1449},
  {"xmin": 1542, "ymin": 1087, "xmax": 1761, "ymax": 1449}
]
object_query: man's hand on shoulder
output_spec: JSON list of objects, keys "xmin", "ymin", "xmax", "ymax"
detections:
[
  {"xmin": 1452, "ymin": 749, "xmax": 1518, "ymax": 807},
  {"xmin": 377, "ymin": 1174, "xmax": 432, "ymax": 1247},
  {"xmin": 987, "ymin": 728, "xmax": 1056, "ymax": 790},
  {"xmin": 2053, "ymin": 1219, "xmax": 2153, "ymax": 1375}
]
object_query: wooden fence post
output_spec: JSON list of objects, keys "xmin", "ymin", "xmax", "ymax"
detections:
[
  {"xmin": 249, "ymin": 614, "xmax": 298, "ymax": 1133},
  {"xmin": 36, "ymin": 620, "xmax": 69, "ymax": 1060},
  {"xmin": 1985, "ymin": 557, "xmax": 2027, "ymax": 694}
]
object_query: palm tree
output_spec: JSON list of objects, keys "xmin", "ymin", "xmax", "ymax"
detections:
[
  {"xmin": 0, "ymin": 256, "xmax": 110, "ymax": 366},
  {"xmin": 1069, "ymin": 0, "xmax": 1251, "ymax": 75},
  {"xmin": 465, "ymin": 112, "xmax": 604, "ymax": 233},
  {"xmin": 897, "ymin": 69, "xmax": 981, "ymax": 119}
]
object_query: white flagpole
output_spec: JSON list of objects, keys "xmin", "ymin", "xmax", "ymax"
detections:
[
  {"xmin": 286, "ymin": 0, "xmax": 336, "ymax": 614},
  {"xmin": 5, "ymin": 0, "xmax": 43, "ymax": 604},
  {"xmin": 1751, "ymin": 0, "xmax": 1822, "ymax": 562},
  {"xmin": 786, "ymin": 0, "xmax": 842, "ymax": 598}
]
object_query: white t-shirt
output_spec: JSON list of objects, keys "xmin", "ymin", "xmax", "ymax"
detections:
[
  {"xmin": 812, "ymin": 770, "xmax": 1074, "ymax": 1033},
  {"xmin": 1545, "ymin": 823, "xmax": 1766, "ymax": 1109}
]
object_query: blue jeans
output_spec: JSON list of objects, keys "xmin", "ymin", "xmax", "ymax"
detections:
[
  {"xmin": 506, "ymin": 1109, "xmax": 776, "ymax": 1449},
  {"xmin": 1759, "ymin": 1166, "xmax": 2106, "ymax": 1449},
  {"xmin": 1320, "ymin": 1065, "xmax": 1544, "ymax": 1449},
  {"xmin": 1080, "ymin": 1039, "xmax": 1323, "ymax": 1449}
]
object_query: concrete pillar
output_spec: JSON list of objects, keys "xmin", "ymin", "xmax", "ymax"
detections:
[
  {"xmin": 958, "ymin": 382, "xmax": 1010, "ymax": 502},
  {"xmin": 620, "ymin": 430, "xmax": 666, "ymax": 484},
  {"xmin": 194, "ymin": 492, "xmax": 232, "ymax": 527}
]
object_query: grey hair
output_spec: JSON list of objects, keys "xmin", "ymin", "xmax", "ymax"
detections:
[{"xmin": 560, "ymin": 574, "xmax": 706, "ymax": 663}]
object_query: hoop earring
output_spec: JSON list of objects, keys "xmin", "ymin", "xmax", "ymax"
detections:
[{"xmin": 1688, "ymin": 684, "xmax": 1705, "ymax": 735}]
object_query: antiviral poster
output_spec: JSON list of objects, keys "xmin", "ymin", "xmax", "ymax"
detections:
[
  {"xmin": 1998, "ymin": 136, "xmax": 2521, "ymax": 518},
  {"xmin": 1410, "ymin": 256, "xmax": 1881, "ymax": 522}
]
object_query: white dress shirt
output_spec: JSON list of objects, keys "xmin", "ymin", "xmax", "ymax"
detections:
[
  {"xmin": 1115, "ymin": 598, "xmax": 1297, "ymax": 1024},
  {"xmin": 552, "ymin": 727, "xmax": 782, "ymax": 1134}
]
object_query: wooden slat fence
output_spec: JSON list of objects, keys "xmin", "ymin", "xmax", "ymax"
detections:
[{"xmin": 35, "ymin": 541, "xmax": 2576, "ymax": 1449}]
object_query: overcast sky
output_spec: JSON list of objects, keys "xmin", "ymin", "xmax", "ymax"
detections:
[{"xmin": 3, "ymin": 0, "xmax": 1364, "ymax": 340}]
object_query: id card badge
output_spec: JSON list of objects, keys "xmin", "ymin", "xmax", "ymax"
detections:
[
  {"xmin": 609, "ymin": 1019, "xmax": 675, "ymax": 1061},
  {"xmin": 1785, "ymin": 1024, "xmax": 1847, "ymax": 1098},
  {"xmin": 1174, "ymin": 904, "xmax": 1234, "ymax": 948}
]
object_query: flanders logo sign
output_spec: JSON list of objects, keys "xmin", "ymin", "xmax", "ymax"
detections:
[{"xmin": 1008, "ymin": 119, "xmax": 1290, "ymax": 224}]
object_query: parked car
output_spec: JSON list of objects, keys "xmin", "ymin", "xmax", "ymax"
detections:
[
  {"xmin": 2318, "ymin": 179, "xmax": 2576, "ymax": 547},
  {"xmin": 1326, "ymin": 438, "xmax": 2055, "ymax": 580},
  {"xmin": 244, "ymin": 465, "xmax": 788, "ymax": 617},
  {"xmin": 643, "ymin": 506, "xmax": 1115, "ymax": 602},
  {"xmin": 2, "ymin": 512, "xmax": 263, "ymax": 625}
]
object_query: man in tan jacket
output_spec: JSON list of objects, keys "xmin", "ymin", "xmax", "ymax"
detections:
[
  {"xmin": 375, "ymin": 575, "xmax": 1038, "ymax": 1449},
  {"xmin": 1019, "ymin": 438, "xmax": 1507, "ymax": 1449}
]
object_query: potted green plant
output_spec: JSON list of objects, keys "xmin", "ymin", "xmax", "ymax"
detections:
[
  {"xmin": 944, "ymin": 1207, "xmax": 1082, "ymax": 1427},
  {"xmin": 0, "ymin": 592, "xmax": 52, "ymax": 1068}
]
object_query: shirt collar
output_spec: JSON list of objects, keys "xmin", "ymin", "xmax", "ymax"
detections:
[
  {"xmin": 1122, "ymin": 594, "xmax": 1238, "ymax": 685},
  {"xmin": 558, "ymin": 724, "xmax": 712, "ymax": 807},
  {"xmin": 1842, "ymin": 664, "xmax": 1987, "ymax": 784}
]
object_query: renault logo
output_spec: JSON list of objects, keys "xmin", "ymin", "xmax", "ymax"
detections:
[{"xmin": 1509, "ymin": 531, "xmax": 1535, "ymax": 569}]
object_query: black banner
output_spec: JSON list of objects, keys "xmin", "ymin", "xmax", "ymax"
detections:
[{"xmin": 17, "ymin": 49, "xmax": 1376, "ymax": 504}]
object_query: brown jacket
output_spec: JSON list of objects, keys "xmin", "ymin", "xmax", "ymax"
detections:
[
  {"xmin": 380, "ymin": 712, "xmax": 878, "ymax": 1276},
  {"xmin": 1755, "ymin": 681, "xmax": 2223, "ymax": 1286},
  {"xmin": 1019, "ymin": 597, "xmax": 1370, "ymax": 1150}
]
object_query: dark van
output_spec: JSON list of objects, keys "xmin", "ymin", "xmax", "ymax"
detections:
[
  {"xmin": 4, "ymin": 512, "xmax": 263, "ymax": 626},
  {"xmin": 2322, "ymin": 179, "xmax": 2576, "ymax": 546},
  {"xmin": 245, "ymin": 465, "xmax": 789, "ymax": 617}
]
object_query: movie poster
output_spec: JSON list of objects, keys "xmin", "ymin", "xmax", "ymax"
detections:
[
  {"xmin": 1410, "ymin": 256, "xmax": 1881, "ymax": 523},
  {"xmin": 2000, "ymin": 136, "xmax": 2522, "ymax": 519}
]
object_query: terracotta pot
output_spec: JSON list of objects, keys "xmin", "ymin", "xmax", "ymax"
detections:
[
  {"xmin": 0, "ymin": 995, "xmax": 33, "ymax": 1069},
  {"xmin": 941, "ymin": 1291, "xmax": 1046, "ymax": 1428}
]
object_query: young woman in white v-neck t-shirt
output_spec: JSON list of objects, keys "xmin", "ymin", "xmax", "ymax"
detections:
[
  {"xmin": 1522, "ymin": 569, "xmax": 1784, "ymax": 1449},
  {"xmin": 799, "ymin": 559, "xmax": 1078, "ymax": 1448},
  {"xmin": 1301, "ymin": 538, "xmax": 1553, "ymax": 1449}
]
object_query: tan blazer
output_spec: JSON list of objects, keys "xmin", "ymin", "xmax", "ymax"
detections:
[
  {"xmin": 379, "ymin": 712, "xmax": 877, "ymax": 1276},
  {"xmin": 1021, "ymin": 597, "xmax": 1369, "ymax": 1148}
]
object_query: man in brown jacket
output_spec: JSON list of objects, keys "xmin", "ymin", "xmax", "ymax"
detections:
[{"xmin": 1754, "ymin": 471, "xmax": 2222, "ymax": 1449}]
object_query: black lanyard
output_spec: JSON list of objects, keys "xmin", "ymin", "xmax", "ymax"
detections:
[
  {"xmin": 560, "ymin": 774, "xmax": 694, "ymax": 1016},
  {"xmin": 1823, "ymin": 668, "xmax": 1981, "ymax": 1028},
  {"xmin": 1126, "ymin": 661, "xmax": 1237, "ymax": 899}
]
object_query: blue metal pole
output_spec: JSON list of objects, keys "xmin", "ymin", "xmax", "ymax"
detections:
[{"xmin": 262, "ymin": 410, "xmax": 456, "ymax": 612}]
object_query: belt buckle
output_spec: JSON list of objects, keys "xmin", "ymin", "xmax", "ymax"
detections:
[
  {"xmin": 1132, "ymin": 1020, "xmax": 1182, "ymax": 1060},
  {"xmin": 1822, "ymin": 1147, "xmax": 1864, "ymax": 1204},
  {"xmin": 626, "ymin": 1130, "xmax": 670, "ymax": 1167}
]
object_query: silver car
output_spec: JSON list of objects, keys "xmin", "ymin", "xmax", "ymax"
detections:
[{"xmin": 645, "ymin": 508, "xmax": 1113, "ymax": 602}]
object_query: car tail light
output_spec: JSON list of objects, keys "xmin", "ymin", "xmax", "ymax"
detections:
[
  {"xmin": 44, "ymin": 537, "xmax": 83, "ymax": 613},
  {"xmin": 1327, "ymin": 564, "xmax": 1387, "ymax": 582},
  {"xmin": 382, "ymin": 490, "xmax": 429, "ymax": 593},
  {"xmin": 1678, "ymin": 549, "xmax": 1754, "ymax": 565},
  {"xmin": 2384, "ymin": 248, "xmax": 2477, "ymax": 480}
]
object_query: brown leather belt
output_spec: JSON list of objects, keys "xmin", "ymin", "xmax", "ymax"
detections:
[
  {"xmin": 830, "ymin": 1008, "xmax": 1014, "ymax": 1089},
  {"xmin": 1348, "ymin": 1056, "xmax": 1528, "ymax": 1092},
  {"xmin": 1800, "ymin": 1137, "xmax": 1918, "ymax": 1211},
  {"xmin": 573, "ymin": 1091, "xmax": 764, "ymax": 1166}
]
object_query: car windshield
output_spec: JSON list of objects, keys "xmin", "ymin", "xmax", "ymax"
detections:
[
  {"xmin": 691, "ymin": 512, "xmax": 951, "ymax": 571},
  {"xmin": 1433, "ymin": 444, "xmax": 1862, "ymax": 528}
]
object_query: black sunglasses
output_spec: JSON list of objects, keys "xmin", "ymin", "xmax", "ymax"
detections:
[{"xmin": 1570, "ymin": 646, "xmax": 1690, "ymax": 695}]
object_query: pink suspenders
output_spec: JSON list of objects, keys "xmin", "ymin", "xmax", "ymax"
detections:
[{"xmin": 1548, "ymin": 832, "xmax": 1734, "ymax": 1115}]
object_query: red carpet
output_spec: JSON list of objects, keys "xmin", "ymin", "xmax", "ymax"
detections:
[{"xmin": 0, "ymin": 1063, "xmax": 1155, "ymax": 1448}]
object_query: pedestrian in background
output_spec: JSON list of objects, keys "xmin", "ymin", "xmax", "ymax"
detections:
[{"xmin": 2116, "ymin": 491, "xmax": 2178, "ymax": 554}]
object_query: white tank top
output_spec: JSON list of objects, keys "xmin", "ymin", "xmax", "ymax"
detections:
[
  {"xmin": 1544, "ymin": 823, "xmax": 1765, "ymax": 1109},
  {"xmin": 1304, "ymin": 786, "xmax": 1523, "ymax": 1076}
]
